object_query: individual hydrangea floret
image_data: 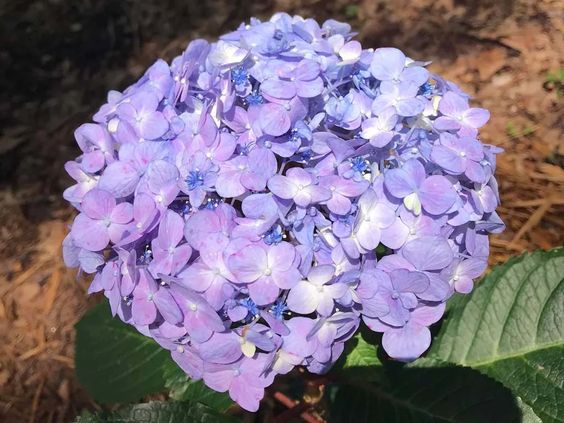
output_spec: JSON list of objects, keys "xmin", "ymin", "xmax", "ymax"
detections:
[{"xmin": 63, "ymin": 13, "xmax": 504, "ymax": 412}]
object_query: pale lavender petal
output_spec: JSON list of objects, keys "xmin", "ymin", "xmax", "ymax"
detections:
[
  {"xmin": 71, "ymin": 214, "xmax": 109, "ymax": 251},
  {"xmin": 261, "ymin": 79, "xmax": 296, "ymax": 99},
  {"xmin": 267, "ymin": 175, "xmax": 297, "ymax": 199},
  {"xmin": 228, "ymin": 245, "xmax": 268, "ymax": 283},
  {"xmin": 382, "ymin": 323, "xmax": 431, "ymax": 361},
  {"xmin": 402, "ymin": 236, "xmax": 454, "ymax": 271},
  {"xmin": 98, "ymin": 161, "xmax": 140, "ymax": 198},
  {"xmin": 287, "ymin": 281, "xmax": 318, "ymax": 314},
  {"xmin": 463, "ymin": 108, "xmax": 490, "ymax": 128},
  {"xmin": 370, "ymin": 47, "xmax": 405, "ymax": 81},
  {"xmin": 431, "ymin": 145, "xmax": 465, "ymax": 174},
  {"xmin": 438, "ymin": 91, "xmax": 468, "ymax": 117},
  {"xmin": 419, "ymin": 176, "xmax": 457, "ymax": 215},
  {"xmin": 258, "ymin": 103, "xmax": 291, "ymax": 136}
]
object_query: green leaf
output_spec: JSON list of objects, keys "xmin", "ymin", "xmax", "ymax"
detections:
[
  {"xmin": 428, "ymin": 248, "xmax": 564, "ymax": 422},
  {"xmin": 75, "ymin": 302, "xmax": 172, "ymax": 403},
  {"xmin": 163, "ymin": 363, "xmax": 233, "ymax": 412},
  {"xmin": 333, "ymin": 331, "xmax": 383, "ymax": 382},
  {"xmin": 329, "ymin": 358, "xmax": 523, "ymax": 422},
  {"xmin": 74, "ymin": 400, "xmax": 240, "ymax": 423},
  {"xmin": 341, "ymin": 333, "xmax": 381, "ymax": 369}
]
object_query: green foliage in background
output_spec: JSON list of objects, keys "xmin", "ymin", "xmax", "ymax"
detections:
[{"xmin": 74, "ymin": 248, "xmax": 563, "ymax": 422}]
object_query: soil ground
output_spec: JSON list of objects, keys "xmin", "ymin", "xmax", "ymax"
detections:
[{"xmin": 0, "ymin": 1, "xmax": 562, "ymax": 422}]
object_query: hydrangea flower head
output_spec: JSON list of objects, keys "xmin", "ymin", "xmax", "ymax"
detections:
[{"xmin": 63, "ymin": 13, "xmax": 503, "ymax": 412}]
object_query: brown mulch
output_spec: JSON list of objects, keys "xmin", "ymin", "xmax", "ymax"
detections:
[{"xmin": 0, "ymin": 0, "xmax": 562, "ymax": 422}]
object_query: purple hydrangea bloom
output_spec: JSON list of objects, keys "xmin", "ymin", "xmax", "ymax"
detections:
[
  {"xmin": 63, "ymin": 14, "xmax": 503, "ymax": 412},
  {"xmin": 434, "ymin": 91, "xmax": 490, "ymax": 137}
]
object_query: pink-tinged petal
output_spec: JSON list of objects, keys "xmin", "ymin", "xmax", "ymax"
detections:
[
  {"xmin": 261, "ymin": 79, "xmax": 296, "ymax": 99},
  {"xmin": 228, "ymin": 245, "xmax": 268, "ymax": 283},
  {"xmin": 267, "ymin": 242, "xmax": 296, "ymax": 271},
  {"xmin": 139, "ymin": 111, "xmax": 169, "ymax": 140},
  {"xmin": 363, "ymin": 316, "xmax": 392, "ymax": 332},
  {"xmin": 146, "ymin": 160, "xmax": 179, "ymax": 193},
  {"xmin": 402, "ymin": 236, "xmax": 453, "ymax": 271},
  {"xmin": 229, "ymin": 378, "xmax": 265, "ymax": 412},
  {"xmin": 204, "ymin": 279, "xmax": 233, "ymax": 310},
  {"xmin": 258, "ymin": 103, "xmax": 291, "ymax": 136},
  {"xmin": 286, "ymin": 167, "xmax": 314, "ymax": 186},
  {"xmin": 172, "ymin": 347, "xmax": 203, "ymax": 380},
  {"xmin": 463, "ymin": 108, "xmax": 490, "ymax": 128},
  {"xmin": 153, "ymin": 288, "xmax": 183, "ymax": 323},
  {"xmin": 287, "ymin": 281, "xmax": 319, "ymax": 314},
  {"xmin": 295, "ymin": 60, "xmax": 321, "ymax": 81},
  {"xmin": 297, "ymin": 77, "xmax": 324, "ymax": 98},
  {"xmin": 157, "ymin": 210, "xmax": 185, "ymax": 249},
  {"xmin": 411, "ymin": 302, "xmax": 445, "ymax": 326},
  {"xmin": 327, "ymin": 193, "xmax": 352, "ymax": 215},
  {"xmin": 71, "ymin": 214, "xmax": 109, "ymax": 251},
  {"xmin": 419, "ymin": 175, "xmax": 457, "ymax": 215},
  {"xmin": 216, "ymin": 171, "xmax": 245, "ymax": 198},
  {"xmin": 248, "ymin": 277, "xmax": 280, "ymax": 305},
  {"xmin": 240, "ymin": 170, "xmax": 267, "ymax": 192},
  {"xmin": 132, "ymin": 298, "xmax": 157, "ymax": 325},
  {"xmin": 98, "ymin": 161, "xmax": 140, "ymax": 198},
  {"xmin": 431, "ymin": 145, "xmax": 465, "ymax": 174},
  {"xmin": 199, "ymin": 333, "xmax": 242, "ymax": 364},
  {"xmin": 433, "ymin": 116, "xmax": 461, "ymax": 131},
  {"xmin": 370, "ymin": 47, "xmax": 406, "ymax": 81},
  {"xmin": 272, "ymin": 267, "xmax": 301, "ymax": 290},
  {"xmin": 203, "ymin": 365, "xmax": 233, "ymax": 392},
  {"xmin": 81, "ymin": 151, "xmax": 105, "ymax": 173},
  {"xmin": 382, "ymin": 323, "xmax": 431, "ymax": 361},
  {"xmin": 148, "ymin": 250, "xmax": 171, "ymax": 277},
  {"xmin": 267, "ymin": 175, "xmax": 298, "ymax": 199},
  {"xmin": 438, "ymin": 91, "xmax": 468, "ymax": 117},
  {"xmin": 306, "ymin": 185, "xmax": 332, "ymax": 204},
  {"xmin": 171, "ymin": 244, "xmax": 193, "ymax": 274},
  {"xmin": 81, "ymin": 189, "xmax": 115, "ymax": 220},
  {"xmin": 110, "ymin": 202, "xmax": 133, "ymax": 224},
  {"xmin": 455, "ymin": 277, "xmax": 474, "ymax": 294}
]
